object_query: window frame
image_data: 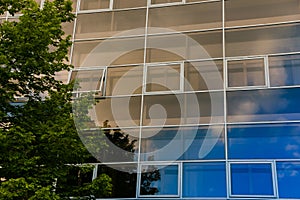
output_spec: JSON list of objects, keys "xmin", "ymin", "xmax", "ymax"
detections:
[
  {"xmin": 228, "ymin": 161, "xmax": 277, "ymax": 198},
  {"xmin": 225, "ymin": 56, "xmax": 269, "ymax": 89},
  {"xmin": 138, "ymin": 163, "xmax": 181, "ymax": 198},
  {"xmin": 144, "ymin": 61, "xmax": 184, "ymax": 94},
  {"xmin": 69, "ymin": 67, "xmax": 107, "ymax": 98},
  {"xmin": 149, "ymin": 0, "xmax": 184, "ymax": 7}
]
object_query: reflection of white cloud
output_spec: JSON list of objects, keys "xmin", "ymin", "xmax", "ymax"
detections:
[
  {"xmin": 290, "ymin": 170, "xmax": 299, "ymax": 177},
  {"xmin": 286, "ymin": 144, "xmax": 299, "ymax": 151},
  {"xmin": 270, "ymin": 61, "xmax": 288, "ymax": 86},
  {"xmin": 293, "ymin": 152, "xmax": 300, "ymax": 158}
]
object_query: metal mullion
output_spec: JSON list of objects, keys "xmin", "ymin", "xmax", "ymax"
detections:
[{"xmin": 264, "ymin": 55, "xmax": 270, "ymax": 88}]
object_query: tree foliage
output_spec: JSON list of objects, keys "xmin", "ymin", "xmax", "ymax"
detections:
[{"xmin": 0, "ymin": 0, "xmax": 112, "ymax": 199}]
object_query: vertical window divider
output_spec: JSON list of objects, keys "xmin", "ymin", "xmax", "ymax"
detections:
[
  {"xmin": 272, "ymin": 161, "xmax": 279, "ymax": 198},
  {"xmin": 109, "ymin": 0, "xmax": 114, "ymax": 10},
  {"xmin": 264, "ymin": 55, "xmax": 270, "ymax": 88},
  {"xmin": 92, "ymin": 164, "xmax": 98, "ymax": 181}
]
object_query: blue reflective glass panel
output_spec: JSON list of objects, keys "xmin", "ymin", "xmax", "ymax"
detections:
[
  {"xmin": 277, "ymin": 162, "xmax": 300, "ymax": 198},
  {"xmin": 227, "ymin": 88, "xmax": 300, "ymax": 122},
  {"xmin": 228, "ymin": 123, "xmax": 300, "ymax": 159},
  {"xmin": 183, "ymin": 162, "xmax": 226, "ymax": 197},
  {"xmin": 269, "ymin": 54, "xmax": 300, "ymax": 86},
  {"xmin": 231, "ymin": 163, "xmax": 274, "ymax": 196},
  {"xmin": 140, "ymin": 165, "xmax": 178, "ymax": 196},
  {"xmin": 141, "ymin": 126, "xmax": 225, "ymax": 161}
]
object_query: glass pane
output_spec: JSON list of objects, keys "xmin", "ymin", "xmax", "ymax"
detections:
[
  {"xmin": 277, "ymin": 162, "xmax": 300, "ymax": 198},
  {"xmin": 79, "ymin": 0, "xmax": 110, "ymax": 10},
  {"xmin": 185, "ymin": 60, "xmax": 223, "ymax": 91},
  {"xmin": 226, "ymin": 0, "xmax": 300, "ymax": 27},
  {"xmin": 183, "ymin": 163, "xmax": 226, "ymax": 197},
  {"xmin": 141, "ymin": 126, "xmax": 225, "ymax": 161},
  {"xmin": 72, "ymin": 37, "xmax": 145, "ymax": 68},
  {"xmin": 151, "ymin": 0, "xmax": 181, "ymax": 4},
  {"xmin": 97, "ymin": 164, "xmax": 137, "ymax": 198},
  {"xmin": 94, "ymin": 96, "xmax": 141, "ymax": 128},
  {"xmin": 146, "ymin": 30, "xmax": 222, "ymax": 63},
  {"xmin": 228, "ymin": 123, "xmax": 300, "ymax": 159},
  {"xmin": 106, "ymin": 66, "xmax": 143, "ymax": 96},
  {"xmin": 75, "ymin": 9, "xmax": 146, "ymax": 39},
  {"xmin": 146, "ymin": 64, "xmax": 181, "ymax": 92},
  {"xmin": 227, "ymin": 88, "xmax": 300, "ymax": 122},
  {"xmin": 269, "ymin": 54, "xmax": 300, "ymax": 86},
  {"xmin": 71, "ymin": 69, "xmax": 104, "ymax": 93},
  {"xmin": 140, "ymin": 165, "xmax": 178, "ymax": 196},
  {"xmin": 227, "ymin": 58, "xmax": 265, "ymax": 87},
  {"xmin": 230, "ymin": 163, "xmax": 274, "ymax": 196},
  {"xmin": 226, "ymin": 23, "xmax": 300, "ymax": 57},
  {"xmin": 143, "ymin": 92, "xmax": 224, "ymax": 126},
  {"xmin": 148, "ymin": 2, "xmax": 221, "ymax": 33},
  {"xmin": 113, "ymin": 0, "xmax": 147, "ymax": 9}
]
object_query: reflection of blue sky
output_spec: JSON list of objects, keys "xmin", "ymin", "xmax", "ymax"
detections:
[
  {"xmin": 183, "ymin": 163, "xmax": 226, "ymax": 197},
  {"xmin": 141, "ymin": 126, "xmax": 224, "ymax": 161},
  {"xmin": 227, "ymin": 88, "xmax": 300, "ymax": 122},
  {"xmin": 228, "ymin": 123, "xmax": 300, "ymax": 159},
  {"xmin": 277, "ymin": 162, "xmax": 300, "ymax": 198}
]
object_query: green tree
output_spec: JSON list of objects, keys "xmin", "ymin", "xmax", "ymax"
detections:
[{"xmin": 0, "ymin": 0, "xmax": 112, "ymax": 199}]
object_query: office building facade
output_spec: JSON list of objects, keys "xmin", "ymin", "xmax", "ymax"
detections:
[{"xmin": 2, "ymin": 0, "xmax": 300, "ymax": 199}]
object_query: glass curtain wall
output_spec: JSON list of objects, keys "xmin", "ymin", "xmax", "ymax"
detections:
[{"xmin": 39, "ymin": 0, "xmax": 300, "ymax": 199}]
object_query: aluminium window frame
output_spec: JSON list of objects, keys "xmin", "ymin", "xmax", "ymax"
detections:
[
  {"xmin": 149, "ymin": 0, "xmax": 185, "ymax": 7},
  {"xmin": 225, "ymin": 55, "xmax": 269, "ymax": 89},
  {"xmin": 138, "ymin": 162, "xmax": 181, "ymax": 198},
  {"xmin": 69, "ymin": 67, "xmax": 107, "ymax": 98},
  {"xmin": 228, "ymin": 161, "xmax": 278, "ymax": 198},
  {"xmin": 144, "ymin": 61, "xmax": 184, "ymax": 95}
]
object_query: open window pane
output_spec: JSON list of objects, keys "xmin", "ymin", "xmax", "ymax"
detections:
[
  {"xmin": 227, "ymin": 58, "xmax": 265, "ymax": 87},
  {"xmin": 183, "ymin": 162, "xmax": 226, "ymax": 197},
  {"xmin": 146, "ymin": 63, "xmax": 182, "ymax": 93},
  {"xmin": 71, "ymin": 68, "xmax": 105, "ymax": 95},
  {"xmin": 79, "ymin": 0, "xmax": 110, "ymax": 10},
  {"xmin": 140, "ymin": 165, "xmax": 179, "ymax": 196},
  {"xmin": 277, "ymin": 162, "xmax": 300, "ymax": 198},
  {"xmin": 106, "ymin": 66, "xmax": 143, "ymax": 96},
  {"xmin": 269, "ymin": 54, "xmax": 300, "ymax": 86},
  {"xmin": 230, "ymin": 163, "xmax": 274, "ymax": 196}
]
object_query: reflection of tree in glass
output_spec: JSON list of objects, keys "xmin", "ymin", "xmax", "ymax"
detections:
[
  {"xmin": 140, "ymin": 165, "xmax": 161, "ymax": 195},
  {"xmin": 102, "ymin": 120, "xmax": 137, "ymax": 162}
]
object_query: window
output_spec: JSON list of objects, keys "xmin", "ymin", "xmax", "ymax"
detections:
[
  {"xmin": 139, "ymin": 164, "xmax": 179, "ymax": 197},
  {"xmin": 148, "ymin": 2, "xmax": 221, "ymax": 32},
  {"xmin": 277, "ymin": 162, "xmax": 300, "ymax": 198},
  {"xmin": 113, "ymin": 0, "xmax": 147, "ymax": 9},
  {"xmin": 140, "ymin": 126, "xmax": 225, "ymax": 161},
  {"xmin": 79, "ymin": 0, "xmax": 111, "ymax": 11},
  {"xmin": 228, "ymin": 123, "xmax": 300, "ymax": 159},
  {"xmin": 106, "ymin": 66, "xmax": 143, "ymax": 96},
  {"xmin": 183, "ymin": 162, "xmax": 226, "ymax": 197},
  {"xmin": 70, "ymin": 68, "xmax": 106, "ymax": 98},
  {"xmin": 269, "ymin": 54, "xmax": 300, "ymax": 86},
  {"xmin": 225, "ymin": 23, "xmax": 300, "ymax": 57},
  {"xmin": 145, "ymin": 62, "xmax": 184, "ymax": 93},
  {"xmin": 227, "ymin": 88, "xmax": 300, "ymax": 122},
  {"xmin": 230, "ymin": 162, "xmax": 275, "ymax": 197},
  {"xmin": 226, "ymin": 57, "xmax": 266, "ymax": 88}
]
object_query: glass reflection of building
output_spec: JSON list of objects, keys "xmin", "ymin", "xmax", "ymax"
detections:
[{"xmin": 3, "ymin": 0, "xmax": 300, "ymax": 199}]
